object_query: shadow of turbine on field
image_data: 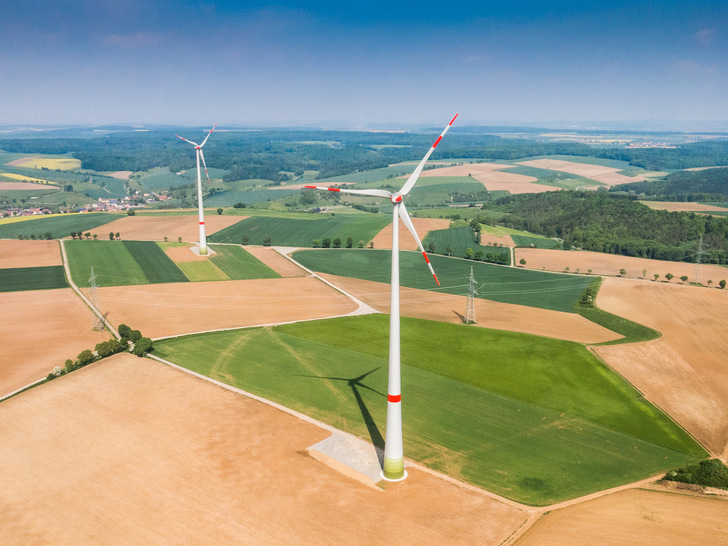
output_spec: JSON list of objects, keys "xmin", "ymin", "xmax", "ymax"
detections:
[{"xmin": 297, "ymin": 367, "xmax": 386, "ymax": 462}]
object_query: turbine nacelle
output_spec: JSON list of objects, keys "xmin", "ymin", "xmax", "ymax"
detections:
[{"xmin": 391, "ymin": 192, "xmax": 403, "ymax": 204}]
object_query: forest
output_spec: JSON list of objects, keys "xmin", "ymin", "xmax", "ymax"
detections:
[
  {"xmin": 482, "ymin": 191, "xmax": 728, "ymax": 263},
  {"xmin": 612, "ymin": 167, "xmax": 728, "ymax": 201}
]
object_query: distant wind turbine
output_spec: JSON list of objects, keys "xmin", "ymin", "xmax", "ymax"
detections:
[
  {"xmin": 304, "ymin": 113, "xmax": 458, "ymax": 480},
  {"xmin": 176, "ymin": 124, "xmax": 217, "ymax": 255}
]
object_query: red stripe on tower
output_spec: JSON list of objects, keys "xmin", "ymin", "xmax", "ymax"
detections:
[
  {"xmin": 432, "ymin": 136, "xmax": 443, "ymax": 149},
  {"xmin": 388, "ymin": 394, "xmax": 401, "ymax": 403},
  {"xmin": 199, "ymin": 221, "xmax": 205, "ymax": 225}
]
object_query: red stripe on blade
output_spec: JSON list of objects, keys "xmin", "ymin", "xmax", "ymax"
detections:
[
  {"xmin": 449, "ymin": 113, "xmax": 459, "ymax": 125},
  {"xmin": 422, "ymin": 251, "xmax": 430, "ymax": 263},
  {"xmin": 304, "ymin": 185, "xmax": 316, "ymax": 188},
  {"xmin": 432, "ymin": 136, "xmax": 443, "ymax": 149},
  {"xmin": 328, "ymin": 187, "xmax": 340, "ymax": 192},
  {"xmin": 388, "ymin": 394, "xmax": 401, "ymax": 403},
  {"xmin": 433, "ymin": 273, "xmax": 440, "ymax": 286}
]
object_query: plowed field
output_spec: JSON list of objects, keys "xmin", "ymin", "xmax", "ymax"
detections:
[
  {"xmin": 0, "ymin": 239, "xmax": 62, "ymax": 268},
  {"xmin": 0, "ymin": 288, "xmax": 110, "ymax": 396},
  {"xmin": 418, "ymin": 162, "xmax": 556, "ymax": 194},
  {"xmin": 0, "ymin": 354, "xmax": 528, "ymax": 544},
  {"xmin": 593, "ymin": 278, "xmax": 728, "ymax": 457},
  {"xmin": 371, "ymin": 217, "xmax": 450, "ymax": 250},
  {"xmin": 95, "ymin": 277, "xmax": 359, "ymax": 338}
]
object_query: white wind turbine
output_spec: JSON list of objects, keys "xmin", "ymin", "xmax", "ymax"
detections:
[
  {"xmin": 305, "ymin": 113, "xmax": 458, "ymax": 480},
  {"xmin": 176, "ymin": 124, "xmax": 217, "ymax": 255}
]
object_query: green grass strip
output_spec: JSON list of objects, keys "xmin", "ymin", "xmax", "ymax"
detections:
[
  {"xmin": 66, "ymin": 240, "xmax": 148, "ymax": 287},
  {"xmin": 176, "ymin": 260, "xmax": 230, "ymax": 282},
  {"xmin": 0, "ymin": 265, "xmax": 68, "ymax": 292},
  {"xmin": 122, "ymin": 241, "xmax": 188, "ymax": 284},
  {"xmin": 209, "ymin": 244, "xmax": 281, "ymax": 280}
]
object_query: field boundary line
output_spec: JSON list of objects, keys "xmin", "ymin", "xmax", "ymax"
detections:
[
  {"xmin": 0, "ymin": 376, "xmax": 47, "ymax": 403},
  {"xmin": 59, "ymin": 239, "xmax": 120, "ymax": 339}
]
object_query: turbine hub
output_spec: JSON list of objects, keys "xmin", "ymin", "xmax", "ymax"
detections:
[{"xmin": 391, "ymin": 192, "xmax": 403, "ymax": 204}]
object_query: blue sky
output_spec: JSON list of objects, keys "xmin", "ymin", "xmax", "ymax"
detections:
[{"xmin": 1, "ymin": 1, "xmax": 726, "ymax": 128}]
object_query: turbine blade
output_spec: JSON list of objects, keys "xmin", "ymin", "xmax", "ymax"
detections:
[
  {"xmin": 400, "ymin": 113, "xmax": 458, "ymax": 196},
  {"xmin": 200, "ymin": 123, "xmax": 218, "ymax": 148},
  {"xmin": 176, "ymin": 135, "xmax": 199, "ymax": 147},
  {"xmin": 303, "ymin": 185, "xmax": 391, "ymax": 199},
  {"xmin": 398, "ymin": 204, "xmax": 440, "ymax": 286},
  {"xmin": 199, "ymin": 149, "xmax": 211, "ymax": 183}
]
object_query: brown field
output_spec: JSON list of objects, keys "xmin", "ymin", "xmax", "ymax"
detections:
[
  {"xmin": 163, "ymin": 243, "xmax": 209, "ymax": 262},
  {"xmin": 0, "ymin": 354, "xmax": 528, "ymax": 544},
  {"xmin": 0, "ymin": 181, "xmax": 53, "ymax": 190},
  {"xmin": 108, "ymin": 170, "xmax": 132, "ymax": 179},
  {"xmin": 319, "ymin": 274, "xmax": 620, "ymax": 344},
  {"xmin": 516, "ymin": 488, "xmax": 728, "ymax": 545},
  {"xmin": 641, "ymin": 201, "xmax": 728, "ymax": 213},
  {"xmin": 517, "ymin": 159, "xmax": 647, "ymax": 186},
  {"xmin": 86, "ymin": 214, "xmax": 245, "ymax": 241},
  {"xmin": 515, "ymin": 248, "xmax": 728, "ymax": 284},
  {"xmin": 95, "ymin": 277, "xmax": 359, "ymax": 338},
  {"xmin": 0, "ymin": 239, "xmax": 62, "ymax": 268},
  {"xmin": 0, "ymin": 288, "xmax": 110, "ymax": 397},
  {"xmin": 417, "ymin": 162, "xmax": 557, "ymax": 195},
  {"xmin": 371, "ymin": 218, "xmax": 450, "ymax": 250},
  {"xmin": 592, "ymin": 278, "xmax": 728, "ymax": 457},
  {"xmin": 5, "ymin": 156, "xmax": 37, "ymax": 166},
  {"xmin": 243, "ymin": 246, "xmax": 308, "ymax": 277}
]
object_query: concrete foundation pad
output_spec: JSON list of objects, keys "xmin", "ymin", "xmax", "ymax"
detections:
[{"xmin": 308, "ymin": 431, "xmax": 385, "ymax": 486}]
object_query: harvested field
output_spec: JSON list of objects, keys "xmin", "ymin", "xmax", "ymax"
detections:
[
  {"xmin": 517, "ymin": 488, "xmax": 728, "ymax": 544},
  {"xmin": 0, "ymin": 288, "xmax": 110, "ymax": 397},
  {"xmin": 517, "ymin": 159, "xmax": 647, "ymax": 186},
  {"xmin": 0, "ymin": 239, "xmax": 62, "ymax": 268},
  {"xmin": 96, "ymin": 277, "xmax": 358, "ymax": 338},
  {"xmin": 0, "ymin": 354, "xmax": 528, "ymax": 544},
  {"xmin": 85, "ymin": 215, "xmax": 245, "ymax": 242},
  {"xmin": 593, "ymin": 279, "xmax": 728, "ymax": 458},
  {"xmin": 319, "ymin": 274, "xmax": 620, "ymax": 344},
  {"xmin": 641, "ymin": 201, "xmax": 728, "ymax": 213},
  {"xmin": 417, "ymin": 162, "xmax": 556, "ymax": 194},
  {"xmin": 163, "ymin": 243, "xmax": 209, "ymax": 262},
  {"xmin": 245, "ymin": 246, "xmax": 308, "ymax": 277},
  {"xmin": 108, "ymin": 170, "xmax": 132, "ymax": 179},
  {"xmin": 5, "ymin": 157, "xmax": 80, "ymax": 170},
  {"xmin": 5, "ymin": 156, "xmax": 36, "ymax": 166},
  {"xmin": 515, "ymin": 248, "xmax": 728, "ymax": 284},
  {"xmin": 0, "ymin": 181, "xmax": 52, "ymax": 190},
  {"xmin": 371, "ymin": 217, "xmax": 450, "ymax": 250}
]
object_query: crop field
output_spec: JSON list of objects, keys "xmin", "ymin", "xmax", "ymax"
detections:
[
  {"xmin": 153, "ymin": 315, "xmax": 703, "ymax": 505},
  {"xmin": 511, "ymin": 234, "xmax": 561, "ymax": 249},
  {"xmin": 0, "ymin": 266, "xmax": 67, "ymax": 292},
  {"xmin": 0, "ymin": 172, "xmax": 58, "ymax": 186},
  {"xmin": 122, "ymin": 241, "xmax": 188, "ymax": 284},
  {"xmin": 0, "ymin": 213, "xmax": 120, "ymax": 239},
  {"xmin": 204, "ymin": 188, "xmax": 299, "ymax": 207},
  {"xmin": 208, "ymin": 244, "xmax": 281, "ymax": 280},
  {"xmin": 292, "ymin": 249, "xmax": 592, "ymax": 312},
  {"xmin": 422, "ymin": 226, "xmax": 511, "ymax": 262},
  {"xmin": 175, "ymin": 260, "xmax": 229, "ymax": 281},
  {"xmin": 9, "ymin": 157, "xmax": 81, "ymax": 170},
  {"xmin": 137, "ymin": 166, "xmax": 231, "ymax": 191},
  {"xmin": 209, "ymin": 214, "xmax": 390, "ymax": 247}
]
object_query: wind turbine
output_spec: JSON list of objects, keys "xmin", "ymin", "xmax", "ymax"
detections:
[
  {"xmin": 304, "ymin": 113, "xmax": 458, "ymax": 480},
  {"xmin": 176, "ymin": 124, "xmax": 217, "ymax": 255}
]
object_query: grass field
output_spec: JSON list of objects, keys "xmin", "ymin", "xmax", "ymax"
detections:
[
  {"xmin": 66, "ymin": 240, "xmax": 149, "ymax": 287},
  {"xmin": 153, "ymin": 315, "xmax": 704, "ymax": 505},
  {"xmin": 422, "ymin": 226, "xmax": 511, "ymax": 262},
  {"xmin": 175, "ymin": 260, "xmax": 229, "ymax": 281},
  {"xmin": 209, "ymin": 214, "xmax": 390, "ymax": 247},
  {"xmin": 208, "ymin": 244, "xmax": 281, "ymax": 280},
  {"xmin": 0, "ymin": 213, "xmax": 120, "ymax": 239},
  {"xmin": 0, "ymin": 265, "xmax": 68, "ymax": 292},
  {"xmin": 122, "ymin": 241, "xmax": 189, "ymax": 284},
  {"xmin": 292, "ymin": 249, "xmax": 592, "ymax": 313},
  {"xmin": 511, "ymin": 234, "xmax": 561, "ymax": 249}
]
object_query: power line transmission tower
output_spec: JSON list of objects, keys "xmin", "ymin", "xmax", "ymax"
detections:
[
  {"xmin": 465, "ymin": 266, "xmax": 479, "ymax": 324},
  {"xmin": 88, "ymin": 267, "xmax": 105, "ymax": 331},
  {"xmin": 694, "ymin": 234, "xmax": 708, "ymax": 285}
]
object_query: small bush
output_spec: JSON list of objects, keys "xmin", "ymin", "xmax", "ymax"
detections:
[{"xmin": 664, "ymin": 459, "xmax": 728, "ymax": 489}]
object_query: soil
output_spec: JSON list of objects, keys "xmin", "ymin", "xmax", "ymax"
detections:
[
  {"xmin": 94, "ymin": 277, "xmax": 359, "ymax": 339},
  {"xmin": 515, "ymin": 248, "xmax": 728, "ymax": 285},
  {"xmin": 163, "ymin": 244, "xmax": 210, "ymax": 263},
  {"xmin": 592, "ymin": 278, "xmax": 728, "ymax": 458},
  {"xmin": 5, "ymin": 157, "xmax": 36, "ymax": 167},
  {"xmin": 85, "ymin": 214, "xmax": 245, "ymax": 242},
  {"xmin": 641, "ymin": 201, "xmax": 728, "ymax": 213},
  {"xmin": 0, "ymin": 288, "xmax": 110, "ymax": 397},
  {"xmin": 516, "ymin": 159, "xmax": 647, "ymax": 186},
  {"xmin": 0, "ymin": 239, "xmax": 62, "ymax": 268},
  {"xmin": 108, "ymin": 170, "xmax": 132, "ymax": 179},
  {"xmin": 416, "ymin": 162, "xmax": 557, "ymax": 194},
  {"xmin": 516, "ymin": 488, "xmax": 728, "ymax": 545},
  {"xmin": 318, "ymin": 274, "xmax": 620, "ymax": 344},
  {"xmin": 0, "ymin": 182, "xmax": 52, "ymax": 190},
  {"xmin": 0, "ymin": 354, "xmax": 528, "ymax": 544},
  {"xmin": 371, "ymin": 218, "xmax": 451, "ymax": 250},
  {"xmin": 243, "ymin": 246, "xmax": 308, "ymax": 277}
]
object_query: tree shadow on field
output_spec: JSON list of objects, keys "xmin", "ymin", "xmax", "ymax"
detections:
[{"xmin": 296, "ymin": 367, "xmax": 386, "ymax": 461}]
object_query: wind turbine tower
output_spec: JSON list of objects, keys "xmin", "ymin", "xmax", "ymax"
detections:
[
  {"xmin": 305, "ymin": 113, "xmax": 458, "ymax": 480},
  {"xmin": 176, "ymin": 124, "xmax": 217, "ymax": 255}
]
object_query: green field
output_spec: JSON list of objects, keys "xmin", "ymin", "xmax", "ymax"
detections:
[
  {"xmin": 209, "ymin": 214, "xmax": 390, "ymax": 247},
  {"xmin": 510, "ymin": 234, "xmax": 562, "ymax": 249},
  {"xmin": 209, "ymin": 244, "xmax": 281, "ymax": 280},
  {"xmin": 422, "ymin": 226, "xmax": 511, "ymax": 263},
  {"xmin": 153, "ymin": 315, "xmax": 704, "ymax": 505},
  {"xmin": 0, "ymin": 265, "xmax": 68, "ymax": 292},
  {"xmin": 175, "ymin": 260, "xmax": 229, "ymax": 281},
  {"xmin": 0, "ymin": 213, "xmax": 120, "ymax": 240},
  {"xmin": 122, "ymin": 241, "xmax": 188, "ymax": 284},
  {"xmin": 292, "ymin": 249, "xmax": 592, "ymax": 312}
]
